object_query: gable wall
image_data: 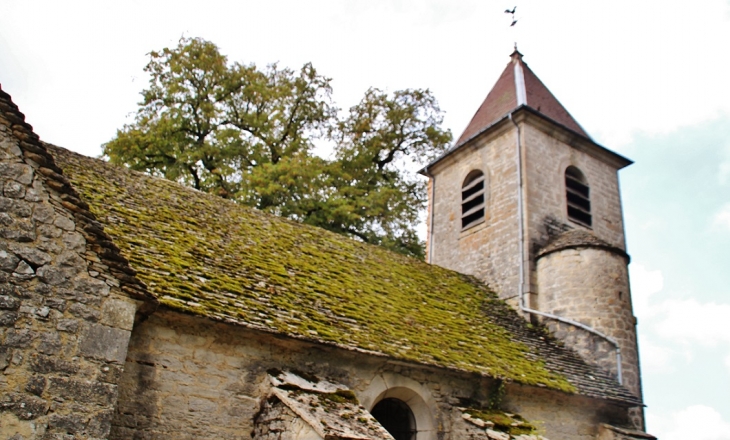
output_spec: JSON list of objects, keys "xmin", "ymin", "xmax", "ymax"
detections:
[
  {"xmin": 0, "ymin": 104, "xmax": 142, "ymax": 439},
  {"xmin": 113, "ymin": 309, "xmax": 632, "ymax": 440}
]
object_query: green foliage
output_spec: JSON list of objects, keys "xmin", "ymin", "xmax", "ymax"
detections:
[{"xmin": 103, "ymin": 37, "xmax": 451, "ymax": 257}]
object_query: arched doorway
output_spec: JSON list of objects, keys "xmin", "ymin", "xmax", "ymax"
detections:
[{"xmin": 371, "ymin": 398, "xmax": 417, "ymax": 440}]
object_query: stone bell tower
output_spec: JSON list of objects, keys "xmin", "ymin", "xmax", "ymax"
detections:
[{"xmin": 420, "ymin": 49, "xmax": 644, "ymax": 422}]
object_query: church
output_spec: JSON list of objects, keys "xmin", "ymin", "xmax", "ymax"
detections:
[{"xmin": 0, "ymin": 50, "xmax": 656, "ymax": 439}]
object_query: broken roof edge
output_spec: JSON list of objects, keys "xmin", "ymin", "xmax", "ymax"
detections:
[{"xmin": 419, "ymin": 105, "xmax": 633, "ymax": 176}]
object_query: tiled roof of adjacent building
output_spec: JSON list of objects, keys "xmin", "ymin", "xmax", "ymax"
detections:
[{"xmin": 456, "ymin": 49, "xmax": 590, "ymax": 146}]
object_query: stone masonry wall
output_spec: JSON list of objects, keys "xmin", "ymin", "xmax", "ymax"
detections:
[
  {"xmin": 112, "ymin": 309, "xmax": 634, "ymax": 440},
  {"xmin": 0, "ymin": 91, "xmax": 153, "ymax": 439},
  {"xmin": 521, "ymin": 122, "xmax": 627, "ymax": 298},
  {"xmin": 428, "ymin": 123, "xmax": 521, "ymax": 303},
  {"xmin": 536, "ymin": 248, "xmax": 641, "ymax": 399}
]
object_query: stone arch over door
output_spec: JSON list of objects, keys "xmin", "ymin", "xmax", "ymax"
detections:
[{"xmin": 359, "ymin": 373, "xmax": 437, "ymax": 440}]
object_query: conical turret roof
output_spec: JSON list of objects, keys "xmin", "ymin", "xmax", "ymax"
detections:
[{"xmin": 456, "ymin": 49, "xmax": 590, "ymax": 145}]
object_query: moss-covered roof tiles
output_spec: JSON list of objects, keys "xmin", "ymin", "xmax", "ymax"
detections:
[{"xmin": 47, "ymin": 144, "xmax": 640, "ymax": 406}]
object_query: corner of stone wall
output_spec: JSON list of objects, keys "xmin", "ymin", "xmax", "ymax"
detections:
[{"xmin": 0, "ymin": 90, "xmax": 155, "ymax": 439}]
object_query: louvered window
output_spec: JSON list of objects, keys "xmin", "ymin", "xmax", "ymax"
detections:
[
  {"xmin": 565, "ymin": 166, "xmax": 592, "ymax": 227},
  {"xmin": 461, "ymin": 171, "xmax": 486, "ymax": 230}
]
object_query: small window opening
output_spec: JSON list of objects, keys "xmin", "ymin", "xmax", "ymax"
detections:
[
  {"xmin": 462, "ymin": 171, "xmax": 486, "ymax": 230},
  {"xmin": 371, "ymin": 398, "xmax": 417, "ymax": 440},
  {"xmin": 565, "ymin": 166, "xmax": 591, "ymax": 227}
]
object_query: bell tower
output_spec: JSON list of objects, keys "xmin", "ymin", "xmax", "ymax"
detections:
[{"xmin": 421, "ymin": 49, "xmax": 644, "ymax": 426}]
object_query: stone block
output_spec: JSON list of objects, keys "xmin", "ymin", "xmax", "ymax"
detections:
[
  {"xmin": 48, "ymin": 413, "xmax": 87, "ymax": 435},
  {"xmin": 0, "ymin": 311, "xmax": 18, "ymax": 326},
  {"xmin": 0, "ymin": 163, "xmax": 34, "ymax": 185},
  {"xmin": 75, "ymin": 276, "xmax": 111, "ymax": 297},
  {"xmin": 0, "ymin": 249, "xmax": 21, "ymax": 272},
  {"xmin": 47, "ymin": 377, "xmax": 118, "ymax": 406},
  {"xmin": 9, "ymin": 244, "xmax": 52, "ymax": 267},
  {"xmin": 56, "ymin": 319, "xmax": 79, "ymax": 333},
  {"xmin": 32, "ymin": 204, "xmax": 55, "ymax": 224},
  {"xmin": 37, "ymin": 264, "xmax": 71, "ymax": 286},
  {"xmin": 101, "ymin": 298, "xmax": 136, "ymax": 331},
  {"xmin": 26, "ymin": 375, "xmax": 46, "ymax": 396},
  {"xmin": 0, "ymin": 393, "xmax": 49, "ymax": 420},
  {"xmin": 53, "ymin": 215, "xmax": 75, "ymax": 232},
  {"xmin": 30, "ymin": 354, "xmax": 79, "ymax": 375},
  {"xmin": 68, "ymin": 303, "xmax": 100, "ymax": 322},
  {"xmin": 0, "ymin": 294, "xmax": 20, "ymax": 310},
  {"xmin": 87, "ymin": 410, "xmax": 115, "ymax": 438},
  {"xmin": 3, "ymin": 329, "xmax": 37, "ymax": 347},
  {"xmin": 37, "ymin": 332, "xmax": 61, "ymax": 354},
  {"xmin": 79, "ymin": 323, "xmax": 131, "ymax": 363}
]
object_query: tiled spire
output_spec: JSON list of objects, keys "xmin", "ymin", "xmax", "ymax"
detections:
[{"xmin": 456, "ymin": 49, "xmax": 590, "ymax": 145}]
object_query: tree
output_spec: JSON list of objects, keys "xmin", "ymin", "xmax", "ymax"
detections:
[{"xmin": 104, "ymin": 37, "xmax": 451, "ymax": 258}]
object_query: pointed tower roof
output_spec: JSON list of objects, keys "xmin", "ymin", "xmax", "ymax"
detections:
[{"xmin": 456, "ymin": 49, "xmax": 590, "ymax": 145}]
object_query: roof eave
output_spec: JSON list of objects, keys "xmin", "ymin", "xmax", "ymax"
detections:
[{"xmin": 419, "ymin": 105, "xmax": 633, "ymax": 175}]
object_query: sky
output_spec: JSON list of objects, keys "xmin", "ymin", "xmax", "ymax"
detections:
[{"xmin": 1, "ymin": 0, "xmax": 729, "ymax": 437}]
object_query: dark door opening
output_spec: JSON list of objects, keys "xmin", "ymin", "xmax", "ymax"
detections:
[{"xmin": 371, "ymin": 398, "xmax": 417, "ymax": 440}]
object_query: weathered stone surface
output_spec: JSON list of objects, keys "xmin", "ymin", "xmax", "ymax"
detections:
[
  {"xmin": 1, "ymin": 91, "xmax": 144, "ymax": 440},
  {"xmin": 0, "ymin": 163, "xmax": 34, "ymax": 185},
  {"xmin": 32, "ymin": 204, "xmax": 55, "ymax": 224},
  {"xmin": 48, "ymin": 413, "xmax": 87, "ymax": 435},
  {"xmin": 56, "ymin": 319, "xmax": 79, "ymax": 333},
  {"xmin": 47, "ymin": 377, "xmax": 117, "ymax": 406},
  {"xmin": 79, "ymin": 323, "xmax": 131, "ymax": 363},
  {"xmin": 30, "ymin": 354, "xmax": 79, "ymax": 375},
  {"xmin": 68, "ymin": 302, "xmax": 100, "ymax": 321},
  {"xmin": 100, "ymin": 298, "xmax": 136, "ymax": 331},
  {"xmin": 36, "ymin": 264, "xmax": 71, "ymax": 286},
  {"xmin": 26, "ymin": 375, "xmax": 47, "ymax": 396},
  {"xmin": 52, "ymin": 215, "xmax": 75, "ymax": 232},
  {"xmin": 75, "ymin": 276, "xmax": 110, "ymax": 297},
  {"xmin": 0, "ymin": 249, "xmax": 20, "ymax": 271},
  {"xmin": 4, "ymin": 329, "xmax": 38, "ymax": 347},
  {"xmin": 0, "ymin": 295, "xmax": 21, "ymax": 310},
  {"xmin": 9, "ymin": 244, "xmax": 52, "ymax": 267},
  {"xmin": 0, "ymin": 393, "xmax": 49, "ymax": 420},
  {"xmin": 4, "ymin": 180, "xmax": 25, "ymax": 198},
  {"xmin": 37, "ymin": 332, "xmax": 61, "ymax": 354},
  {"xmin": 0, "ymin": 311, "xmax": 19, "ymax": 326}
]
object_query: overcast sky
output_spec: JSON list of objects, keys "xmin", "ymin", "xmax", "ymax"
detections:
[{"xmin": 2, "ymin": 1, "xmax": 729, "ymax": 437}]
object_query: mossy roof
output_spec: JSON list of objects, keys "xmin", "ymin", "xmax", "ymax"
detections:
[{"xmin": 47, "ymin": 144, "xmax": 641, "ymax": 406}]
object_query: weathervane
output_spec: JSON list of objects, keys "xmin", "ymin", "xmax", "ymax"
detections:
[{"xmin": 504, "ymin": 5, "xmax": 517, "ymax": 27}]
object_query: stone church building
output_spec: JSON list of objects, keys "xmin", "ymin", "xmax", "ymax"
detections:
[{"xmin": 1, "ymin": 50, "xmax": 656, "ymax": 439}]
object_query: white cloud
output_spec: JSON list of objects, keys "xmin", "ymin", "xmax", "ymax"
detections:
[
  {"xmin": 653, "ymin": 299, "xmax": 730, "ymax": 347},
  {"xmin": 725, "ymin": 354, "xmax": 730, "ymax": 374},
  {"xmin": 714, "ymin": 205, "xmax": 730, "ymax": 231},
  {"xmin": 648, "ymin": 405, "xmax": 730, "ymax": 440},
  {"xmin": 638, "ymin": 336, "xmax": 675, "ymax": 373},
  {"xmin": 629, "ymin": 264, "xmax": 664, "ymax": 319},
  {"xmin": 720, "ymin": 162, "xmax": 730, "ymax": 185}
]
